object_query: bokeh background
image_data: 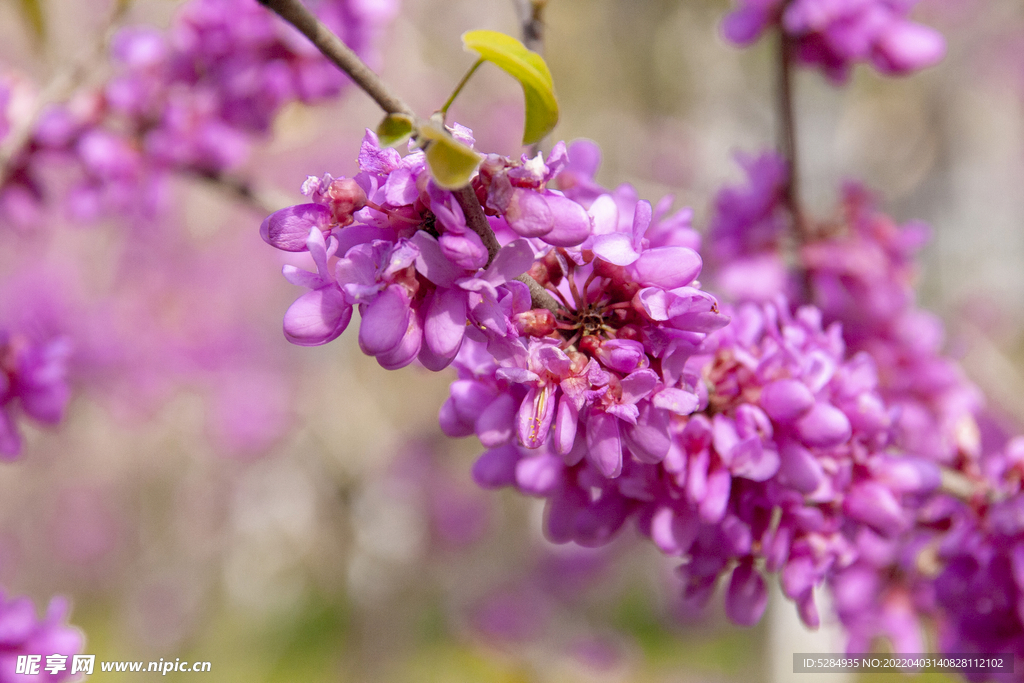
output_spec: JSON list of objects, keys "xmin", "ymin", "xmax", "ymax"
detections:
[{"xmin": 1, "ymin": 0, "xmax": 1023, "ymax": 680}]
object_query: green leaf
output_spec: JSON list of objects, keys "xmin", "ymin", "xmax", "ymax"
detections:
[
  {"xmin": 462, "ymin": 29, "xmax": 558, "ymax": 146},
  {"xmin": 18, "ymin": 0, "xmax": 46, "ymax": 43},
  {"xmin": 376, "ymin": 113, "xmax": 414, "ymax": 148},
  {"xmin": 417, "ymin": 121, "xmax": 482, "ymax": 189}
]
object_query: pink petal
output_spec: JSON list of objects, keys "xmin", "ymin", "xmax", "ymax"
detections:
[
  {"xmin": 651, "ymin": 505, "xmax": 699, "ymax": 557},
  {"xmin": 518, "ymin": 385, "xmax": 556, "ymax": 449},
  {"xmin": 260, "ymin": 203, "xmax": 331, "ymax": 251},
  {"xmin": 760, "ymin": 379, "xmax": 815, "ymax": 424},
  {"xmin": 873, "ymin": 21, "xmax": 945, "ymax": 74},
  {"xmin": 795, "ymin": 403, "xmax": 851, "ymax": 448},
  {"xmin": 586, "ymin": 411, "xmax": 623, "ymax": 478},
  {"xmin": 515, "ymin": 454, "xmax": 564, "ymax": 495},
  {"xmin": 730, "ymin": 437, "xmax": 780, "ymax": 481},
  {"xmin": 476, "ymin": 394, "xmax": 516, "ymax": 447},
  {"xmin": 777, "ymin": 441, "xmax": 825, "ymax": 493},
  {"xmin": 473, "ymin": 445, "xmax": 521, "ymax": 488},
  {"xmin": 622, "ymin": 402, "xmax": 670, "ymax": 464},
  {"xmin": 726, "ymin": 560, "xmax": 768, "ymax": 626},
  {"xmin": 554, "ymin": 396, "xmax": 579, "ymax": 455},
  {"xmin": 843, "ymin": 482, "xmax": 907, "ymax": 537},
  {"xmin": 506, "ymin": 188, "xmax": 553, "ymax": 237},
  {"xmin": 411, "ymin": 231, "xmax": 461, "ymax": 287},
  {"xmin": 698, "ymin": 464, "xmax": 731, "ymax": 523},
  {"xmin": 376, "ymin": 308, "xmax": 423, "ymax": 370},
  {"xmin": 591, "ymin": 233, "xmax": 640, "ymax": 266},
  {"xmin": 540, "ymin": 193, "xmax": 592, "ymax": 246},
  {"xmin": 628, "ymin": 246, "xmax": 702, "ymax": 288},
  {"xmin": 424, "ymin": 288, "xmax": 468, "ymax": 363},
  {"xmin": 653, "ymin": 388, "xmax": 699, "ymax": 415},
  {"xmin": 283, "ymin": 286, "xmax": 352, "ymax": 346},
  {"xmin": 358, "ymin": 285, "xmax": 411, "ymax": 356}
]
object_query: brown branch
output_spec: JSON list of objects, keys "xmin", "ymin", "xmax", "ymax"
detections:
[
  {"xmin": 777, "ymin": 32, "xmax": 807, "ymax": 240},
  {"xmin": 516, "ymin": 0, "xmax": 549, "ymax": 157},
  {"xmin": 258, "ymin": 0, "xmax": 565, "ymax": 315},
  {"xmin": 190, "ymin": 169, "xmax": 285, "ymax": 215},
  {"xmin": 452, "ymin": 185, "xmax": 501, "ymax": 266},
  {"xmin": 256, "ymin": 0, "xmax": 413, "ymax": 117},
  {"xmin": 515, "ymin": 273, "xmax": 561, "ymax": 314},
  {"xmin": 514, "ymin": 0, "xmax": 547, "ymax": 56}
]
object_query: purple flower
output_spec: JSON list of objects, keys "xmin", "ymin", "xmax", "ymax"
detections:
[
  {"xmin": 0, "ymin": 331, "xmax": 72, "ymax": 458},
  {"xmin": 279, "ymin": 227, "xmax": 353, "ymax": 347},
  {"xmin": 721, "ymin": 0, "xmax": 945, "ymax": 81},
  {"xmin": 0, "ymin": 591, "xmax": 84, "ymax": 682}
]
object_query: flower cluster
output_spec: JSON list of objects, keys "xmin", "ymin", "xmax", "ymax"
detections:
[
  {"xmin": 803, "ymin": 186, "xmax": 983, "ymax": 470},
  {"xmin": 261, "ymin": 129, "xmax": 594, "ymax": 369},
  {"xmin": 0, "ymin": 328, "xmax": 71, "ymax": 458},
  {"xmin": 801, "ymin": 189, "xmax": 1024, "ymax": 660},
  {"xmin": 461, "ymin": 293, "xmax": 941, "ymax": 627},
  {"xmin": 722, "ymin": 0, "xmax": 946, "ymax": 81},
  {"xmin": 932, "ymin": 438, "xmax": 1024, "ymax": 675},
  {"xmin": 0, "ymin": 0, "xmax": 396, "ymax": 229},
  {"xmin": 248, "ymin": 0, "xmax": 1024, "ymax": 665},
  {"xmin": 704, "ymin": 150, "xmax": 1024, "ymax": 662},
  {"xmin": 263, "ymin": 120, "xmax": 993, "ymax": 629}
]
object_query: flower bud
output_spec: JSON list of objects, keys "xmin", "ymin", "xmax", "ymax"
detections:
[
  {"xmin": 326, "ymin": 178, "xmax": 367, "ymax": 226},
  {"xmin": 514, "ymin": 309, "xmax": 557, "ymax": 337}
]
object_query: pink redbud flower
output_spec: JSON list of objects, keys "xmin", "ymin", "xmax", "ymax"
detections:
[
  {"xmin": 722, "ymin": 0, "xmax": 945, "ymax": 81},
  {"xmin": 0, "ymin": 330, "xmax": 72, "ymax": 458}
]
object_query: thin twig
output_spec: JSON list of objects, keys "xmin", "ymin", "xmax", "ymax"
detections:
[
  {"xmin": 258, "ymin": 0, "xmax": 565, "ymax": 315},
  {"xmin": 514, "ymin": 0, "xmax": 547, "ymax": 56},
  {"xmin": 515, "ymin": 274, "xmax": 561, "ymax": 314},
  {"xmin": 257, "ymin": 0, "xmax": 413, "ymax": 117},
  {"xmin": 516, "ymin": 0, "xmax": 548, "ymax": 157},
  {"xmin": 452, "ymin": 185, "xmax": 501, "ymax": 266},
  {"xmin": 190, "ymin": 170, "xmax": 285, "ymax": 215},
  {"xmin": 777, "ymin": 31, "xmax": 806, "ymax": 240}
]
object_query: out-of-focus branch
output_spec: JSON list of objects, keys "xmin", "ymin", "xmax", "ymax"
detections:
[
  {"xmin": 258, "ymin": 0, "xmax": 564, "ymax": 315},
  {"xmin": 514, "ymin": 0, "xmax": 547, "ymax": 56},
  {"xmin": 256, "ymin": 0, "xmax": 413, "ymax": 118},
  {"xmin": 516, "ymin": 0, "xmax": 549, "ymax": 157},
  {"xmin": 777, "ymin": 32, "xmax": 807, "ymax": 241},
  {"xmin": 190, "ymin": 170, "xmax": 289, "ymax": 215},
  {"xmin": 938, "ymin": 467, "xmax": 985, "ymax": 502}
]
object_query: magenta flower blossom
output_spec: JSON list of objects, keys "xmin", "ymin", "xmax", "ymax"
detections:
[
  {"xmin": 449, "ymin": 290, "xmax": 942, "ymax": 628},
  {"xmin": 721, "ymin": 0, "xmax": 946, "ymax": 81},
  {"xmin": 480, "ymin": 142, "xmax": 593, "ymax": 247},
  {"xmin": 802, "ymin": 185, "xmax": 980, "ymax": 468},
  {"xmin": 0, "ymin": 591, "xmax": 83, "ymax": 682},
  {"xmin": 705, "ymin": 159, "xmax": 1024, "ymax": 656},
  {"xmin": 1, "ymin": 0, "xmax": 397, "ymax": 229},
  {"xmin": 0, "ymin": 331, "xmax": 72, "ymax": 459},
  {"xmin": 262, "ymin": 129, "xmax": 542, "ymax": 370}
]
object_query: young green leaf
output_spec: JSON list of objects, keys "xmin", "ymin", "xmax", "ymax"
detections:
[
  {"xmin": 462, "ymin": 29, "xmax": 558, "ymax": 146},
  {"xmin": 376, "ymin": 113, "xmax": 414, "ymax": 148},
  {"xmin": 417, "ymin": 121, "xmax": 482, "ymax": 189}
]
